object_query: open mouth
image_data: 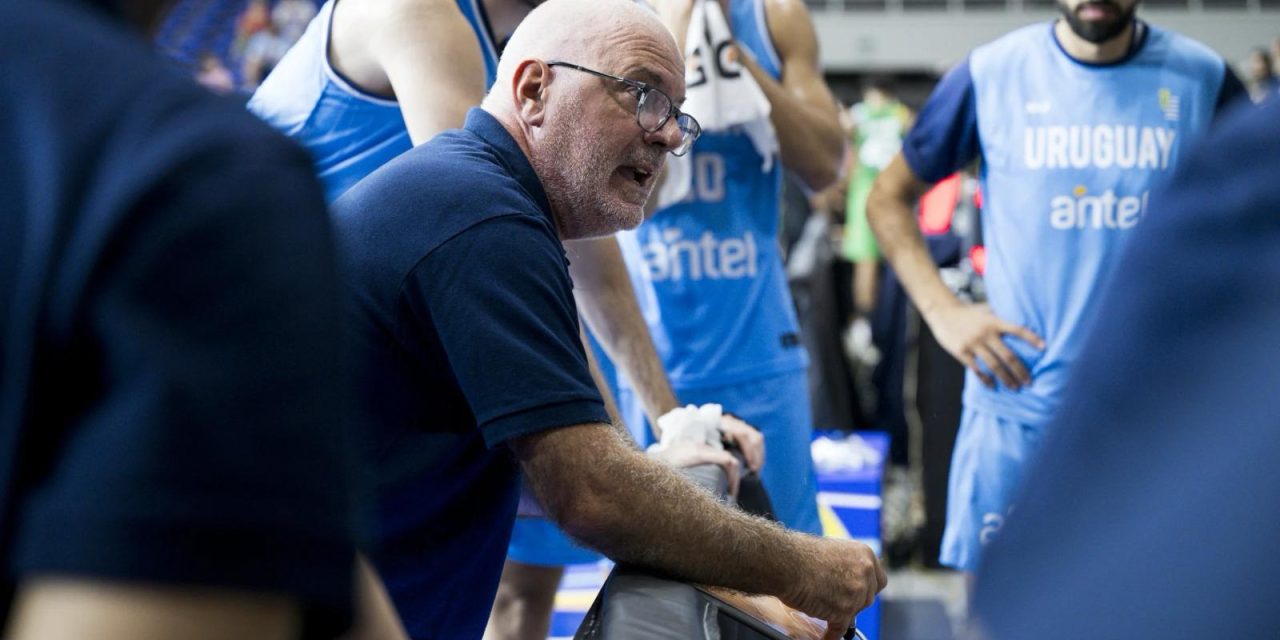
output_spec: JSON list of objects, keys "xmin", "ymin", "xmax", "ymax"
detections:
[{"xmin": 621, "ymin": 165, "xmax": 655, "ymax": 189}]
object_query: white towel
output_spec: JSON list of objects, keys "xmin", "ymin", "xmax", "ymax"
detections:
[
  {"xmin": 681, "ymin": 0, "xmax": 777, "ymax": 172},
  {"xmin": 651, "ymin": 403, "xmax": 725, "ymax": 451}
]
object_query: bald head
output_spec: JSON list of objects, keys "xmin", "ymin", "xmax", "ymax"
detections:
[
  {"xmin": 484, "ymin": 0, "xmax": 681, "ymax": 111},
  {"xmin": 480, "ymin": 0, "xmax": 687, "ymax": 240}
]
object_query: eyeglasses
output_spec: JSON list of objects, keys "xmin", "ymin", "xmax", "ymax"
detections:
[{"xmin": 547, "ymin": 61, "xmax": 701, "ymax": 156}]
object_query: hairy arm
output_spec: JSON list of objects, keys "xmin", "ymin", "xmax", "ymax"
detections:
[
  {"xmin": 511, "ymin": 424, "xmax": 885, "ymax": 637},
  {"xmin": 5, "ymin": 581, "xmax": 298, "ymax": 640}
]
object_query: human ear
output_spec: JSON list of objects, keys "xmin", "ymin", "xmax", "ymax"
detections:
[{"xmin": 511, "ymin": 59, "xmax": 548, "ymax": 127}]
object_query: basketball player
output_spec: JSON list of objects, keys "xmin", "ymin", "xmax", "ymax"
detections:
[{"xmin": 866, "ymin": 0, "xmax": 1247, "ymax": 575}]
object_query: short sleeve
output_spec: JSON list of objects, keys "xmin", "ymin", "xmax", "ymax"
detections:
[
  {"xmin": 902, "ymin": 59, "xmax": 981, "ymax": 184},
  {"xmin": 9, "ymin": 136, "xmax": 358, "ymax": 622},
  {"xmin": 409, "ymin": 214, "xmax": 609, "ymax": 448}
]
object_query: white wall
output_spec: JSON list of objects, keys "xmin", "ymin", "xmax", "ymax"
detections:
[{"xmin": 812, "ymin": 10, "xmax": 1280, "ymax": 73}]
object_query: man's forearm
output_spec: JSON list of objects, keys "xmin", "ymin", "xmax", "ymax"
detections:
[
  {"xmin": 866, "ymin": 159, "xmax": 959, "ymax": 319},
  {"xmin": 739, "ymin": 52, "xmax": 843, "ymax": 191},
  {"xmin": 567, "ymin": 237, "xmax": 679, "ymax": 429},
  {"xmin": 518, "ymin": 425, "xmax": 808, "ymax": 600},
  {"xmin": 652, "ymin": 0, "xmax": 841, "ymax": 191}
]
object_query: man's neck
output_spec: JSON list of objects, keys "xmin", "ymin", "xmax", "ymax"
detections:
[{"xmin": 1053, "ymin": 18, "xmax": 1137, "ymax": 64}]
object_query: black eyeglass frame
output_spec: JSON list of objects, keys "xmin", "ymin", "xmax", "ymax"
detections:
[{"xmin": 546, "ymin": 60, "xmax": 701, "ymax": 156}]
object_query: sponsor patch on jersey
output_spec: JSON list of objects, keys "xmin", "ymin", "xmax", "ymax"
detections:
[
  {"xmin": 1049, "ymin": 186, "xmax": 1149, "ymax": 230},
  {"xmin": 642, "ymin": 229, "xmax": 759, "ymax": 282}
]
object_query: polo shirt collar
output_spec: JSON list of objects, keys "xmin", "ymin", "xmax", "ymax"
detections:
[{"xmin": 464, "ymin": 108, "xmax": 554, "ymax": 222}]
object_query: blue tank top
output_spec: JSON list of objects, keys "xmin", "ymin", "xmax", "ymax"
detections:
[
  {"xmin": 627, "ymin": 0, "xmax": 805, "ymax": 389},
  {"xmin": 903, "ymin": 22, "xmax": 1230, "ymax": 424},
  {"xmin": 247, "ymin": 0, "xmax": 498, "ymax": 202}
]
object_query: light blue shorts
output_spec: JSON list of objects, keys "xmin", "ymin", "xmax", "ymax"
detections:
[
  {"xmin": 939, "ymin": 407, "xmax": 1046, "ymax": 572},
  {"xmin": 507, "ymin": 370, "xmax": 822, "ymax": 567}
]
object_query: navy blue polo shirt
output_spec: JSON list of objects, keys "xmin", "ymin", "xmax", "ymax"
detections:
[
  {"xmin": 332, "ymin": 108, "xmax": 609, "ymax": 640},
  {"xmin": 0, "ymin": 0, "xmax": 357, "ymax": 632}
]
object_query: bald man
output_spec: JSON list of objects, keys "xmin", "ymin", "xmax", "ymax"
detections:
[
  {"xmin": 249, "ymin": 0, "xmax": 753, "ymax": 465},
  {"xmin": 331, "ymin": 1, "xmax": 884, "ymax": 638}
]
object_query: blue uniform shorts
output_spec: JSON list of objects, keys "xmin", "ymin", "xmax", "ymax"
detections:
[
  {"xmin": 940, "ymin": 407, "xmax": 1047, "ymax": 572},
  {"xmin": 507, "ymin": 370, "xmax": 822, "ymax": 567}
]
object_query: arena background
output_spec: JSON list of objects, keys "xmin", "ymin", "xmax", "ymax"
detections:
[{"xmin": 152, "ymin": 2, "xmax": 1280, "ymax": 638}]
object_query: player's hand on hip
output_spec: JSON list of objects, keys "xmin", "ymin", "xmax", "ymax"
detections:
[
  {"xmin": 719, "ymin": 413, "xmax": 765, "ymax": 473},
  {"xmin": 782, "ymin": 537, "xmax": 887, "ymax": 640},
  {"xmin": 927, "ymin": 302, "xmax": 1043, "ymax": 390}
]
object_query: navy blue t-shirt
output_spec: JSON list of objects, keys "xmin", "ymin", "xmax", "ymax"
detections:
[
  {"xmin": 972, "ymin": 97, "xmax": 1280, "ymax": 638},
  {"xmin": 0, "ymin": 0, "xmax": 357, "ymax": 632},
  {"xmin": 332, "ymin": 108, "xmax": 609, "ymax": 640}
]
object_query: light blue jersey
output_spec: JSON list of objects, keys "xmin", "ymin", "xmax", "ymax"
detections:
[
  {"xmin": 248, "ymin": 0, "xmax": 499, "ymax": 202},
  {"xmin": 904, "ymin": 21, "xmax": 1242, "ymax": 571},
  {"xmin": 904, "ymin": 22, "xmax": 1236, "ymax": 426},
  {"xmin": 622, "ymin": 0, "xmax": 821, "ymax": 535},
  {"xmin": 629, "ymin": 0, "xmax": 806, "ymax": 389}
]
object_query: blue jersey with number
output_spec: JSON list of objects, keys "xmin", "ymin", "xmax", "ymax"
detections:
[
  {"xmin": 629, "ymin": 0, "xmax": 805, "ymax": 389},
  {"xmin": 248, "ymin": 0, "xmax": 498, "ymax": 202},
  {"xmin": 903, "ymin": 22, "xmax": 1242, "ymax": 424}
]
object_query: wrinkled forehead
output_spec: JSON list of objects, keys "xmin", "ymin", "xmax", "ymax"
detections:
[{"xmin": 593, "ymin": 26, "xmax": 685, "ymax": 100}]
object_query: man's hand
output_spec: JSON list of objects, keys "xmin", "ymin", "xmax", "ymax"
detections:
[
  {"xmin": 515, "ymin": 425, "xmax": 887, "ymax": 632},
  {"xmin": 719, "ymin": 414, "xmax": 764, "ymax": 473},
  {"xmin": 926, "ymin": 302, "xmax": 1044, "ymax": 389},
  {"xmin": 648, "ymin": 442, "xmax": 742, "ymax": 497},
  {"xmin": 781, "ymin": 538, "xmax": 888, "ymax": 640}
]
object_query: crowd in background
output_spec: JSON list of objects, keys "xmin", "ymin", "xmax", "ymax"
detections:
[{"xmin": 192, "ymin": 0, "xmax": 317, "ymax": 94}]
